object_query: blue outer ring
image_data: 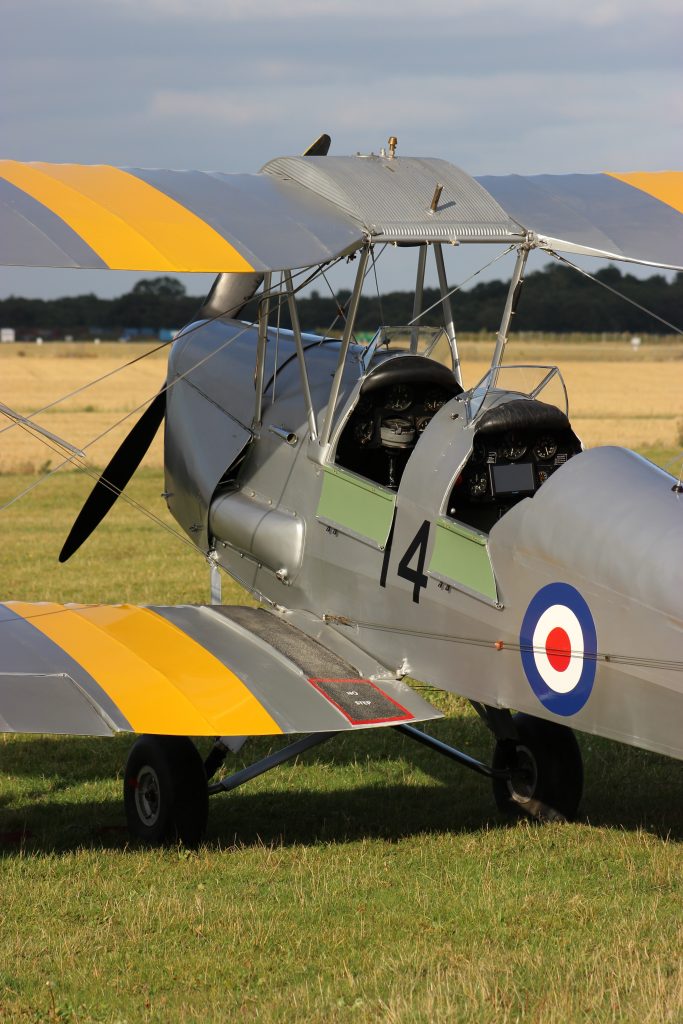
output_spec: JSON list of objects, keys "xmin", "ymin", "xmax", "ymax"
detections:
[{"xmin": 520, "ymin": 582, "xmax": 597, "ymax": 717}]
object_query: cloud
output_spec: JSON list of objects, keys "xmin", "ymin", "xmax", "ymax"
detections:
[
  {"xmin": 88, "ymin": 0, "xmax": 683, "ymax": 22},
  {"xmin": 144, "ymin": 67, "xmax": 683, "ymax": 173}
]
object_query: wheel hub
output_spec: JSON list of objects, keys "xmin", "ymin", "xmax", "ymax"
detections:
[
  {"xmin": 134, "ymin": 765, "xmax": 161, "ymax": 826},
  {"xmin": 507, "ymin": 744, "xmax": 537, "ymax": 804}
]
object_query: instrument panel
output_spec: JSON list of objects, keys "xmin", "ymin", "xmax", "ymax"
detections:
[
  {"xmin": 337, "ymin": 381, "xmax": 453, "ymax": 489},
  {"xmin": 449, "ymin": 425, "xmax": 581, "ymax": 533}
]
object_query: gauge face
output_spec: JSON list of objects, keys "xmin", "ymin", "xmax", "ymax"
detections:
[
  {"xmin": 468, "ymin": 471, "xmax": 488, "ymax": 498},
  {"xmin": 386, "ymin": 383, "xmax": 413, "ymax": 412},
  {"xmin": 532, "ymin": 434, "xmax": 558, "ymax": 462},
  {"xmin": 500, "ymin": 432, "xmax": 527, "ymax": 461},
  {"xmin": 415, "ymin": 415, "xmax": 431, "ymax": 434},
  {"xmin": 354, "ymin": 418, "xmax": 374, "ymax": 446},
  {"xmin": 423, "ymin": 389, "xmax": 446, "ymax": 414}
]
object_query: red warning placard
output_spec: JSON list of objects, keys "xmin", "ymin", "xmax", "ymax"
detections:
[{"xmin": 308, "ymin": 677, "xmax": 413, "ymax": 725}]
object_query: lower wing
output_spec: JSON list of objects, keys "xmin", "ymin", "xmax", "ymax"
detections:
[{"xmin": 0, "ymin": 602, "xmax": 440, "ymax": 737}]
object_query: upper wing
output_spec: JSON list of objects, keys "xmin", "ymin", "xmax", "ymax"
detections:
[
  {"xmin": 0, "ymin": 601, "xmax": 440, "ymax": 737},
  {"xmin": 0, "ymin": 161, "xmax": 362, "ymax": 273},
  {"xmin": 476, "ymin": 171, "xmax": 683, "ymax": 271},
  {"xmin": 1, "ymin": 155, "xmax": 681, "ymax": 273}
]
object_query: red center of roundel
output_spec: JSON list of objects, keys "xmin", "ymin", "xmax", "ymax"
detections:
[{"xmin": 545, "ymin": 626, "xmax": 572, "ymax": 672}]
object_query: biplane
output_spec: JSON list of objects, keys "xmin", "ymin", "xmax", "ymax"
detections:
[{"xmin": 0, "ymin": 135, "xmax": 681, "ymax": 845}]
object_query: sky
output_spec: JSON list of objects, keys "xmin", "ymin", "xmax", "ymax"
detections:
[{"xmin": 2, "ymin": 0, "xmax": 682, "ymax": 299}]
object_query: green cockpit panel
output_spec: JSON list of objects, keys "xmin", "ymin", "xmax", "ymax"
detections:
[
  {"xmin": 428, "ymin": 517, "xmax": 498, "ymax": 603},
  {"xmin": 317, "ymin": 466, "xmax": 396, "ymax": 549}
]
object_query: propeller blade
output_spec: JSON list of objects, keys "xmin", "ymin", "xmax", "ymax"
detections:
[
  {"xmin": 59, "ymin": 387, "xmax": 167, "ymax": 562},
  {"xmin": 302, "ymin": 133, "xmax": 331, "ymax": 156}
]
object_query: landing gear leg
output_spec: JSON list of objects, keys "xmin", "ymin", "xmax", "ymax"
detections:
[{"xmin": 124, "ymin": 735, "xmax": 209, "ymax": 847}]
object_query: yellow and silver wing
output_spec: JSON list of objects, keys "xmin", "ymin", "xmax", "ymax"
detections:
[
  {"xmin": 2, "ymin": 156, "xmax": 682, "ymax": 273},
  {"xmin": 0, "ymin": 602, "xmax": 441, "ymax": 737},
  {"xmin": 477, "ymin": 170, "xmax": 683, "ymax": 270},
  {"xmin": 0, "ymin": 160, "xmax": 362, "ymax": 273}
]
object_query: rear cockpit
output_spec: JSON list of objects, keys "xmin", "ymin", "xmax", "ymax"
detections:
[
  {"xmin": 446, "ymin": 365, "xmax": 581, "ymax": 533},
  {"xmin": 450, "ymin": 398, "xmax": 581, "ymax": 533}
]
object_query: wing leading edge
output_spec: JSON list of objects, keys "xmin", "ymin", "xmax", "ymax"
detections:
[{"xmin": 0, "ymin": 602, "xmax": 441, "ymax": 737}]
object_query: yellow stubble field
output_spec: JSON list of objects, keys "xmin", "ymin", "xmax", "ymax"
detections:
[
  {"xmin": 0, "ymin": 339, "xmax": 680, "ymax": 474},
  {"xmin": 461, "ymin": 338, "xmax": 682, "ymax": 451}
]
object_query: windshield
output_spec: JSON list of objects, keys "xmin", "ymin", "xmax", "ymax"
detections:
[
  {"xmin": 361, "ymin": 326, "xmax": 455, "ymax": 373},
  {"xmin": 466, "ymin": 365, "xmax": 569, "ymax": 422}
]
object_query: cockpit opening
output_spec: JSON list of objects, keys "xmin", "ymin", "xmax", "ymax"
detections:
[
  {"xmin": 335, "ymin": 354, "xmax": 462, "ymax": 490},
  {"xmin": 447, "ymin": 398, "xmax": 582, "ymax": 533}
]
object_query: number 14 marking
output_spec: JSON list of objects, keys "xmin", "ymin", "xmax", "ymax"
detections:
[{"xmin": 380, "ymin": 519, "xmax": 430, "ymax": 604}]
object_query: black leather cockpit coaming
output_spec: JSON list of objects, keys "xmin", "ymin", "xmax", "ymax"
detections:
[
  {"xmin": 475, "ymin": 398, "xmax": 570, "ymax": 434},
  {"xmin": 362, "ymin": 355, "xmax": 462, "ymax": 395}
]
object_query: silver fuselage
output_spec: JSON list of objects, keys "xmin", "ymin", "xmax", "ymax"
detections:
[{"xmin": 164, "ymin": 317, "xmax": 683, "ymax": 762}]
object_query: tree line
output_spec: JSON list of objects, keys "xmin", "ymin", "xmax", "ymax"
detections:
[{"xmin": 1, "ymin": 264, "xmax": 680, "ymax": 339}]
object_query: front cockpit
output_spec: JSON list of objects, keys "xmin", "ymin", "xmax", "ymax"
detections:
[
  {"xmin": 335, "ymin": 354, "xmax": 462, "ymax": 489},
  {"xmin": 334, "ymin": 326, "xmax": 462, "ymax": 488}
]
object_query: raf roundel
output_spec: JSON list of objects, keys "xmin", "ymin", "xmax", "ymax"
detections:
[{"xmin": 520, "ymin": 582, "xmax": 598, "ymax": 716}]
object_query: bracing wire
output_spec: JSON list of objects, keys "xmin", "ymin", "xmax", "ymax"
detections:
[
  {"xmin": 0, "ymin": 257, "xmax": 337, "ymax": 519},
  {"xmin": 409, "ymin": 245, "xmax": 516, "ymax": 325},
  {"xmin": 318, "ymin": 243, "xmax": 381, "ymax": 344},
  {"xmin": 0, "ymin": 258, "xmax": 320, "ymax": 444},
  {"xmin": 548, "ymin": 250, "xmax": 683, "ymax": 336},
  {"xmin": 331, "ymin": 617, "xmax": 683, "ymax": 674},
  {"xmin": 0, "ymin": 337, "xmax": 174, "ymax": 438}
]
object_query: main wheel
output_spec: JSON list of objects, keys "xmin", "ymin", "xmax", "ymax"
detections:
[
  {"xmin": 124, "ymin": 735, "xmax": 208, "ymax": 847},
  {"xmin": 491, "ymin": 713, "xmax": 583, "ymax": 822}
]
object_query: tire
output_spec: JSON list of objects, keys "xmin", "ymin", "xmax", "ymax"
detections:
[
  {"xmin": 124, "ymin": 735, "xmax": 208, "ymax": 847},
  {"xmin": 491, "ymin": 713, "xmax": 583, "ymax": 822}
]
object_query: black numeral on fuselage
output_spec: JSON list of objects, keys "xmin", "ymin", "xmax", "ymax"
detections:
[{"xmin": 381, "ymin": 519, "xmax": 430, "ymax": 603}]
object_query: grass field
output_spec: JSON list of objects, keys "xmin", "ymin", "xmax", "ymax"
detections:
[{"xmin": 0, "ymin": 341, "xmax": 682, "ymax": 1022}]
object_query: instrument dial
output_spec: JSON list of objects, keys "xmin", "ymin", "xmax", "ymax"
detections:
[
  {"xmin": 468, "ymin": 471, "xmax": 488, "ymax": 498},
  {"xmin": 354, "ymin": 418, "xmax": 374, "ymax": 446},
  {"xmin": 423, "ymin": 389, "xmax": 446, "ymax": 414},
  {"xmin": 532, "ymin": 435, "xmax": 558, "ymax": 462},
  {"xmin": 386, "ymin": 383, "xmax": 413, "ymax": 412},
  {"xmin": 415, "ymin": 415, "xmax": 431, "ymax": 434},
  {"xmin": 500, "ymin": 432, "xmax": 527, "ymax": 461}
]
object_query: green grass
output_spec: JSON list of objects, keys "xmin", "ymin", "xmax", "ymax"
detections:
[{"xmin": 1, "ymin": 468, "xmax": 683, "ymax": 1023}]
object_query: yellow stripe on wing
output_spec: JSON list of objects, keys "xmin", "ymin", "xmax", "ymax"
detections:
[
  {"xmin": 0, "ymin": 161, "xmax": 254, "ymax": 272},
  {"xmin": 7, "ymin": 602, "xmax": 281, "ymax": 736},
  {"xmin": 606, "ymin": 171, "xmax": 683, "ymax": 216}
]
